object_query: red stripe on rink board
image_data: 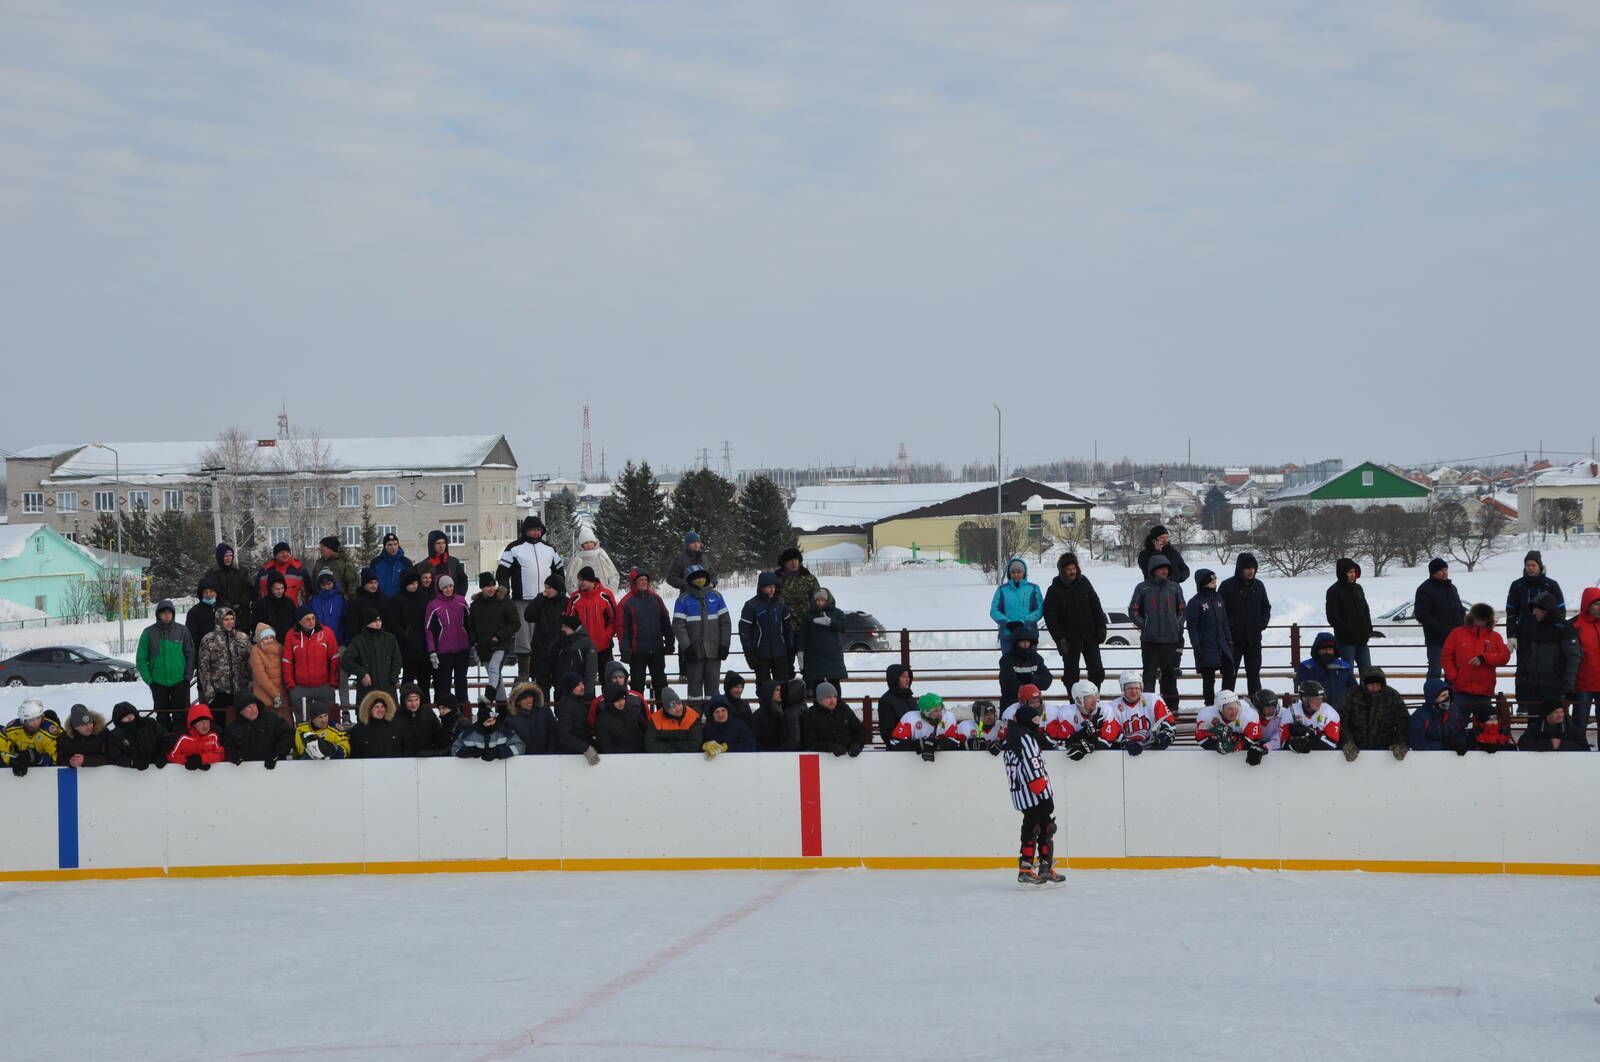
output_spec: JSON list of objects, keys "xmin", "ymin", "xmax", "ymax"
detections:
[{"xmin": 798, "ymin": 754, "xmax": 822, "ymax": 857}]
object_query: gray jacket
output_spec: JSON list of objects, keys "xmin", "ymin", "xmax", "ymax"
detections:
[{"xmin": 1129, "ymin": 555, "xmax": 1187, "ymax": 645}]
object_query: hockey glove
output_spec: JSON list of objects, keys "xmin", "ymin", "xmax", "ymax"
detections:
[
  {"xmin": 987, "ymin": 741, "xmax": 1002, "ymax": 756},
  {"xmin": 1125, "ymin": 741, "xmax": 1143, "ymax": 757},
  {"xmin": 1149, "ymin": 729, "xmax": 1173, "ymax": 751},
  {"xmin": 1245, "ymin": 747, "xmax": 1266, "ymax": 767},
  {"xmin": 918, "ymin": 739, "xmax": 936, "ymax": 763},
  {"xmin": 10, "ymin": 759, "xmax": 26, "ymax": 778}
]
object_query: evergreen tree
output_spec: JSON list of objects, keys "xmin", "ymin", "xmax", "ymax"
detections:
[
  {"xmin": 359, "ymin": 503, "xmax": 380, "ymax": 560},
  {"xmin": 147, "ymin": 511, "xmax": 214, "ymax": 600},
  {"xmin": 594, "ymin": 461, "xmax": 673, "ymax": 574},
  {"xmin": 739, "ymin": 475, "xmax": 795, "ymax": 569},
  {"xmin": 669, "ymin": 469, "xmax": 750, "ymax": 575},
  {"xmin": 543, "ymin": 489, "xmax": 579, "ymax": 558},
  {"xmin": 1201, "ymin": 487, "xmax": 1232, "ymax": 532}
]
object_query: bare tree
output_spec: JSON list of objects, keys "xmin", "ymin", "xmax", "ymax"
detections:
[
  {"xmin": 1111, "ymin": 510, "xmax": 1149, "ymax": 568},
  {"xmin": 958, "ymin": 518, "xmax": 1027, "ymax": 575},
  {"xmin": 1535, "ymin": 497, "xmax": 1582, "ymax": 539},
  {"xmin": 1349, "ymin": 505, "xmax": 1408, "ymax": 577},
  {"xmin": 1254, "ymin": 507, "xmax": 1329, "ymax": 577},
  {"xmin": 200, "ymin": 426, "xmax": 267, "ymax": 564},
  {"xmin": 1314, "ymin": 505, "xmax": 1360, "ymax": 565},
  {"xmin": 1444, "ymin": 503, "xmax": 1511, "ymax": 572},
  {"xmin": 1206, "ymin": 527, "xmax": 1237, "ymax": 568},
  {"xmin": 269, "ymin": 429, "xmax": 336, "ymax": 558},
  {"xmin": 1165, "ymin": 512, "xmax": 1200, "ymax": 554}
]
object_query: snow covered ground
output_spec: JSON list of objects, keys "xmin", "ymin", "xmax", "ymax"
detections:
[
  {"xmin": 3, "ymin": 542, "xmax": 1596, "ymax": 721},
  {"xmin": 13, "ymin": 867, "xmax": 1597, "ymax": 1061}
]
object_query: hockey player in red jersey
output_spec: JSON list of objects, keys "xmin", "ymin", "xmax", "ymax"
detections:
[
  {"xmin": 1287, "ymin": 680, "xmax": 1342, "ymax": 752},
  {"xmin": 1195, "ymin": 689, "xmax": 1268, "ymax": 765},
  {"xmin": 889, "ymin": 693, "xmax": 963, "ymax": 761},
  {"xmin": 1099, "ymin": 671, "xmax": 1175, "ymax": 755},
  {"xmin": 1002, "ymin": 702, "xmax": 1062, "ymax": 886}
]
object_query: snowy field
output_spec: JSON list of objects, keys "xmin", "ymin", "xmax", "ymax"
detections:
[
  {"xmin": 4, "ymin": 542, "xmax": 1598, "ymax": 721},
  {"xmin": 13, "ymin": 867, "xmax": 1597, "ymax": 1061}
]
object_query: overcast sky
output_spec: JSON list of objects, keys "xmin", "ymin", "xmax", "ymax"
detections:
[{"xmin": 3, "ymin": 1, "xmax": 1595, "ymax": 479}]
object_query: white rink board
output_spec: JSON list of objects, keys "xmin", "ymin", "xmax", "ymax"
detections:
[{"xmin": 8, "ymin": 752, "xmax": 1600, "ymax": 877}]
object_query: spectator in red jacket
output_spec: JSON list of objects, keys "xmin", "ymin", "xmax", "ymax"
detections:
[
  {"xmin": 167, "ymin": 704, "xmax": 227, "ymax": 769},
  {"xmin": 567, "ymin": 566, "xmax": 619, "ymax": 672},
  {"xmin": 282, "ymin": 606, "xmax": 341, "ymax": 722},
  {"xmin": 1440, "ymin": 602, "xmax": 1512, "ymax": 720},
  {"xmin": 254, "ymin": 542, "xmax": 307, "ymax": 605},
  {"xmin": 1572, "ymin": 587, "xmax": 1600, "ymax": 743}
]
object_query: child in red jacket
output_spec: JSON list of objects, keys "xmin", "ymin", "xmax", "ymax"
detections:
[{"xmin": 168, "ymin": 704, "xmax": 227, "ymax": 770}]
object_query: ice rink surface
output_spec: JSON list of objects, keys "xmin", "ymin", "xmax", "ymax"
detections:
[{"xmin": 12, "ymin": 867, "xmax": 1598, "ymax": 1061}]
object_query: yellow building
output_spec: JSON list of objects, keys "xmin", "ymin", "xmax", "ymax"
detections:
[{"xmin": 867, "ymin": 478, "xmax": 1091, "ymax": 558}]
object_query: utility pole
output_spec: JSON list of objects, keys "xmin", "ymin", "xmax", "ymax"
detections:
[
  {"xmin": 993, "ymin": 403, "xmax": 1003, "ymax": 577},
  {"xmin": 90, "ymin": 443, "xmax": 125, "ymax": 652},
  {"xmin": 201, "ymin": 464, "xmax": 226, "ymax": 545}
]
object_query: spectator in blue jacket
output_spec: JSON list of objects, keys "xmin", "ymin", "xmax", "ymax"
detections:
[
  {"xmin": 1409, "ymin": 678, "xmax": 1468, "ymax": 751},
  {"xmin": 990, "ymin": 557, "xmax": 1044, "ymax": 653},
  {"xmin": 1295, "ymin": 632, "xmax": 1358, "ymax": 710},
  {"xmin": 309, "ymin": 569, "xmax": 348, "ymax": 642},
  {"xmin": 369, "ymin": 533, "xmax": 413, "ymax": 598},
  {"xmin": 739, "ymin": 572, "xmax": 795, "ymax": 685},
  {"xmin": 1184, "ymin": 569, "xmax": 1234, "ymax": 707}
]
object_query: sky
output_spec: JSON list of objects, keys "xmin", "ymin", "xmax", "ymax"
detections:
[{"xmin": 2, "ymin": 1, "xmax": 1596, "ymax": 480}]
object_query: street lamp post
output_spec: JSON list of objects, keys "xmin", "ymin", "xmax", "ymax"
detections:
[
  {"xmin": 89, "ymin": 442, "xmax": 125, "ymax": 653},
  {"xmin": 993, "ymin": 403, "xmax": 1003, "ymax": 577}
]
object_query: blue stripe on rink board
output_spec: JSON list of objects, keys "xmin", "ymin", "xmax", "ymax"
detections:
[{"xmin": 57, "ymin": 769, "xmax": 79, "ymax": 870}]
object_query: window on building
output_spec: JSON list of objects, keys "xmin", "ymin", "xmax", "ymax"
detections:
[
  {"xmin": 198, "ymin": 486, "xmax": 214, "ymax": 512},
  {"xmin": 269, "ymin": 487, "xmax": 290, "ymax": 511},
  {"xmin": 61, "ymin": 531, "xmax": 79, "ymax": 543},
  {"xmin": 340, "ymin": 524, "xmax": 361, "ymax": 546},
  {"xmin": 22, "ymin": 492, "xmax": 43, "ymax": 514},
  {"xmin": 443, "ymin": 522, "xmax": 466, "ymax": 546},
  {"xmin": 35, "ymin": 536, "xmax": 46, "ymax": 554},
  {"xmin": 164, "ymin": 489, "xmax": 184, "ymax": 512},
  {"xmin": 1361, "ymin": 470, "xmax": 1374, "ymax": 488},
  {"xmin": 442, "ymin": 483, "xmax": 464, "ymax": 506},
  {"xmin": 94, "ymin": 490, "xmax": 115, "ymax": 513},
  {"xmin": 267, "ymin": 526, "xmax": 291, "ymax": 547},
  {"xmin": 34, "ymin": 595, "xmax": 47, "ymax": 613},
  {"xmin": 375, "ymin": 484, "xmax": 396, "ymax": 508},
  {"xmin": 376, "ymin": 524, "xmax": 398, "ymax": 540},
  {"xmin": 339, "ymin": 485, "xmax": 361, "ymax": 509},
  {"xmin": 128, "ymin": 491, "xmax": 150, "ymax": 512},
  {"xmin": 304, "ymin": 487, "xmax": 324, "ymax": 510},
  {"xmin": 55, "ymin": 491, "xmax": 78, "ymax": 513},
  {"xmin": 304, "ymin": 526, "xmax": 327, "ymax": 550}
]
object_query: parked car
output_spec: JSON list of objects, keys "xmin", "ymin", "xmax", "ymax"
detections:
[
  {"xmin": 841, "ymin": 611, "xmax": 893, "ymax": 653},
  {"xmin": 0, "ymin": 646, "xmax": 138, "ymax": 686},
  {"xmin": 1103, "ymin": 611, "xmax": 1143, "ymax": 649},
  {"xmin": 1370, "ymin": 601, "xmax": 1506, "ymax": 638}
]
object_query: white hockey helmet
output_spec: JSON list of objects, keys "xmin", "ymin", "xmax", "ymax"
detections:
[
  {"xmin": 1216, "ymin": 690, "xmax": 1240, "ymax": 709},
  {"xmin": 1119, "ymin": 671, "xmax": 1143, "ymax": 691},
  {"xmin": 1070, "ymin": 680, "xmax": 1099, "ymax": 706},
  {"xmin": 18, "ymin": 698, "xmax": 45, "ymax": 723}
]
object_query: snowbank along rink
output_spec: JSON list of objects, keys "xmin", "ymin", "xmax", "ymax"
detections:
[
  {"xmin": 15, "ymin": 868, "xmax": 1599, "ymax": 1061},
  {"xmin": 3, "ymin": 753, "xmax": 1598, "ymax": 879}
]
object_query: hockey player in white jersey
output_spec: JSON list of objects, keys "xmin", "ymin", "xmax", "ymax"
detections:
[
  {"xmin": 959, "ymin": 700, "xmax": 1001, "ymax": 751},
  {"xmin": 1099, "ymin": 672, "xmax": 1175, "ymax": 755},
  {"xmin": 1287, "ymin": 679, "xmax": 1342, "ymax": 752},
  {"xmin": 1043, "ymin": 680, "xmax": 1101, "ymax": 760},
  {"xmin": 889, "ymin": 693, "xmax": 963, "ymax": 761},
  {"xmin": 1252, "ymin": 688, "xmax": 1293, "ymax": 751},
  {"xmin": 1195, "ymin": 689, "xmax": 1268, "ymax": 765}
]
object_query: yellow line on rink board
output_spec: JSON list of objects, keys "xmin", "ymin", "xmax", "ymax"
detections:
[{"xmin": 5, "ymin": 856, "xmax": 1600, "ymax": 881}]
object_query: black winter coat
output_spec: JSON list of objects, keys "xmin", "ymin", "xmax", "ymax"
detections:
[
  {"xmin": 799, "ymin": 607, "xmax": 848, "ymax": 682},
  {"xmin": 998, "ymin": 645, "xmax": 1053, "ymax": 706},
  {"xmin": 1414, "ymin": 578, "xmax": 1465, "ymax": 646},
  {"xmin": 57, "ymin": 724, "xmax": 108, "ymax": 767},
  {"xmin": 1184, "ymin": 588, "xmax": 1235, "ymax": 669},
  {"xmin": 802, "ymin": 702, "xmax": 865, "ymax": 756},
  {"xmin": 355, "ymin": 588, "xmax": 407, "ymax": 641},
  {"xmin": 1136, "ymin": 544, "xmax": 1190, "ymax": 585},
  {"xmin": 1326, "ymin": 576, "xmax": 1373, "ymax": 646},
  {"xmin": 754, "ymin": 680, "xmax": 805, "ymax": 751},
  {"xmin": 395, "ymin": 588, "xmax": 432, "ymax": 657},
  {"xmin": 503, "ymin": 705, "xmax": 556, "ymax": 755},
  {"xmin": 221, "ymin": 711, "xmax": 294, "ymax": 762},
  {"xmin": 593, "ymin": 702, "xmax": 648, "ymax": 754},
  {"xmin": 1518, "ymin": 715, "xmax": 1590, "ymax": 751},
  {"xmin": 206, "ymin": 564, "xmax": 255, "ymax": 614},
  {"xmin": 877, "ymin": 664, "xmax": 917, "ymax": 745},
  {"xmin": 553, "ymin": 630, "xmax": 598, "ymax": 691},
  {"xmin": 393, "ymin": 704, "xmax": 448, "ymax": 756},
  {"xmin": 1515, "ymin": 613, "xmax": 1581, "ymax": 703},
  {"xmin": 1217, "ymin": 555, "xmax": 1270, "ymax": 646},
  {"xmin": 470, "ymin": 589, "xmax": 521, "ymax": 659},
  {"xmin": 666, "ymin": 548, "xmax": 711, "ymax": 592},
  {"xmin": 1042, "ymin": 574, "xmax": 1107, "ymax": 649},
  {"xmin": 1341, "ymin": 686, "xmax": 1410, "ymax": 750},
  {"xmin": 524, "ymin": 594, "xmax": 568, "ymax": 668},
  {"xmin": 1507, "ymin": 572, "xmax": 1564, "ymax": 643},
  {"xmin": 553, "ymin": 693, "xmax": 593, "ymax": 754},
  {"xmin": 349, "ymin": 716, "xmax": 409, "ymax": 758},
  {"xmin": 103, "ymin": 714, "xmax": 170, "ymax": 769}
]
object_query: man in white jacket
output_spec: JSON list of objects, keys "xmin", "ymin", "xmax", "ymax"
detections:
[{"xmin": 497, "ymin": 516, "xmax": 562, "ymax": 682}]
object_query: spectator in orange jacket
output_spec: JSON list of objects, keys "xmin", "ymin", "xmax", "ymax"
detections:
[
  {"xmin": 282, "ymin": 606, "xmax": 341, "ymax": 722},
  {"xmin": 167, "ymin": 704, "xmax": 227, "ymax": 769},
  {"xmin": 567, "ymin": 566, "xmax": 619, "ymax": 671},
  {"xmin": 1440, "ymin": 602, "xmax": 1512, "ymax": 720}
]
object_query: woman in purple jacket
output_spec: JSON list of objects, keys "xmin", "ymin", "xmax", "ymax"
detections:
[{"xmin": 424, "ymin": 575, "xmax": 473, "ymax": 707}]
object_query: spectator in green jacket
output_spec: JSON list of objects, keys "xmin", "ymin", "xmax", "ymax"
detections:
[
  {"xmin": 314, "ymin": 536, "xmax": 361, "ymax": 598},
  {"xmin": 136, "ymin": 599, "xmax": 195, "ymax": 730}
]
